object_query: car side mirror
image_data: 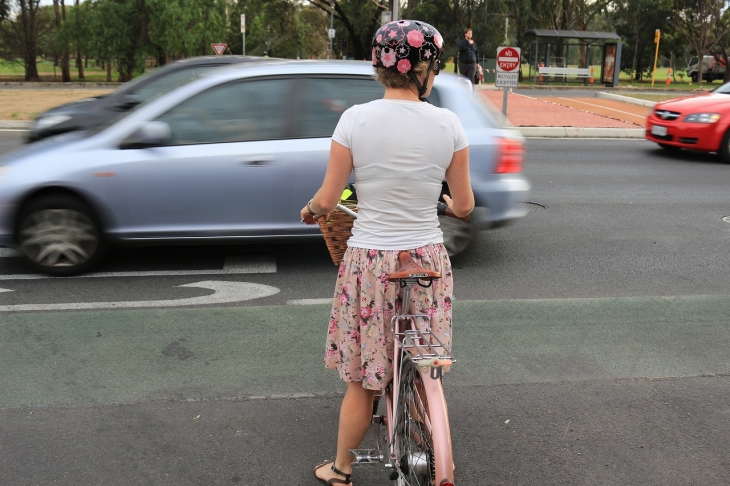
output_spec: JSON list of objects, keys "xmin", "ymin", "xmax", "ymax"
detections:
[
  {"xmin": 120, "ymin": 121, "xmax": 171, "ymax": 149},
  {"xmin": 116, "ymin": 94, "xmax": 142, "ymax": 110}
]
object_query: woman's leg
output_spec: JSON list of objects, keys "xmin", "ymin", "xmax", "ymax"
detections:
[{"xmin": 316, "ymin": 381, "xmax": 377, "ymax": 482}]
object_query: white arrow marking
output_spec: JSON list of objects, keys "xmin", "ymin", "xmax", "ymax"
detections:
[{"xmin": 0, "ymin": 281, "xmax": 280, "ymax": 312}]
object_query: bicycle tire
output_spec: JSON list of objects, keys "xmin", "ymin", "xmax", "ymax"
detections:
[{"xmin": 394, "ymin": 357, "xmax": 454, "ymax": 485}]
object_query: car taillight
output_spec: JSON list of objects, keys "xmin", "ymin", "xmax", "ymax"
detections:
[{"xmin": 496, "ymin": 137, "xmax": 524, "ymax": 173}]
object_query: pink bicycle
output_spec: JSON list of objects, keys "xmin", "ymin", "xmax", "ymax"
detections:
[{"xmin": 336, "ymin": 204, "xmax": 457, "ymax": 486}]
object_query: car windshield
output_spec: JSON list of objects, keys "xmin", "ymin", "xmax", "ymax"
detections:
[{"xmin": 713, "ymin": 83, "xmax": 730, "ymax": 94}]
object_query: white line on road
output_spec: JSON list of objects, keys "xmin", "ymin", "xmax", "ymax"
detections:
[
  {"xmin": 0, "ymin": 255, "xmax": 276, "ymax": 279},
  {"xmin": 287, "ymin": 298, "xmax": 332, "ymax": 305},
  {"xmin": 0, "ymin": 248, "xmax": 20, "ymax": 257},
  {"xmin": 557, "ymin": 98, "xmax": 648, "ymax": 120},
  {"xmin": 0, "ymin": 280, "xmax": 280, "ymax": 311}
]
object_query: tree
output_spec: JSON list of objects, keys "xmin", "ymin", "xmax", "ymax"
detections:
[
  {"xmin": 53, "ymin": 0, "xmax": 71, "ymax": 82},
  {"xmin": 86, "ymin": 0, "xmax": 149, "ymax": 82},
  {"xmin": 0, "ymin": 0, "xmax": 9, "ymax": 21},
  {"xmin": 0, "ymin": 1, "xmax": 45, "ymax": 80},
  {"xmin": 612, "ymin": 0, "xmax": 674, "ymax": 81},
  {"xmin": 228, "ymin": 0, "xmax": 325, "ymax": 58},
  {"xmin": 309, "ymin": 0, "xmax": 383, "ymax": 60},
  {"xmin": 673, "ymin": 0, "xmax": 730, "ymax": 87},
  {"xmin": 147, "ymin": 0, "xmax": 227, "ymax": 58}
]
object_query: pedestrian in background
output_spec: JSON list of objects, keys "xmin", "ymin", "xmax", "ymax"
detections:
[{"xmin": 458, "ymin": 28, "xmax": 478, "ymax": 83}]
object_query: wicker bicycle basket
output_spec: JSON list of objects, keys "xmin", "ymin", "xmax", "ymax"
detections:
[{"xmin": 318, "ymin": 200, "xmax": 358, "ymax": 266}]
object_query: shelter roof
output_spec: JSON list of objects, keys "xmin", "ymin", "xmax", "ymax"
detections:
[{"xmin": 523, "ymin": 29, "xmax": 621, "ymax": 40}]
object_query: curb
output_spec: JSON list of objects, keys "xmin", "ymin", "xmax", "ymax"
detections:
[
  {"xmin": 518, "ymin": 127, "xmax": 644, "ymax": 139},
  {"xmin": 0, "ymin": 81, "xmax": 123, "ymax": 88},
  {"xmin": 0, "ymin": 121, "xmax": 31, "ymax": 129},
  {"xmin": 596, "ymin": 92, "xmax": 656, "ymax": 108}
]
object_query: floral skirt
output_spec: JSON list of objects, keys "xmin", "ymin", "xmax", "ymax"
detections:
[{"xmin": 324, "ymin": 243, "xmax": 453, "ymax": 390}]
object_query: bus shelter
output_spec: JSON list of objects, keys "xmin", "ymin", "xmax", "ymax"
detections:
[{"xmin": 523, "ymin": 29, "xmax": 622, "ymax": 86}]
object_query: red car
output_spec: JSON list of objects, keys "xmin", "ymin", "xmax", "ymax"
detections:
[{"xmin": 645, "ymin": 83, "xmax": 730, "ymax": 161}]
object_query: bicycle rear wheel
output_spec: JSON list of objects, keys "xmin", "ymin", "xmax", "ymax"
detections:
[{"xmin": 394, "ymin": 357, "xmax": 454, "ymax": 485}]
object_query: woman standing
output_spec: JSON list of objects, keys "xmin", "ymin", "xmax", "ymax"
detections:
[{"xmin": 301, "ymin": 19, "xmax": 474, "ymax": 485}]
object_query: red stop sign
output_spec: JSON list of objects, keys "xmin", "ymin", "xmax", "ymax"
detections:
[{"xmin": 497, "ymin": 47, "xmax": 520, "ymax": 72}]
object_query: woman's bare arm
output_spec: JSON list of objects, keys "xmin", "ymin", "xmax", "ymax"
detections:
[
  {"xmin": 300, "ymin": 141, "xmax": 353, "ymax": 222},
  {"xmin": 444, "ymin": 147, "xmax": 474, "ymax": 218}
]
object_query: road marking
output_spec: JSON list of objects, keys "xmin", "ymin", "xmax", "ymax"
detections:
[
  {"xmin": 0, "ymin": 287, "xmax": 13, "ymax": 293},
  {"xmin": 0, "ymin": 280, "xmax": 280, "ymax": 311},
  {"xmin": 287, "ymin": 298, "xmax": 332, "ymax": 305},
  {"xmin": 0, "ymin": 248, "xmax": 20, "ymax": 257},
  {"xmin": 557, "ymin": 98, "xmax": 648, "ymax": 120},
  {"xmin": 0, "ymin": 129, "xmax": 28, "ymax": 132},
  {"xmin": 0, "ymin": 254, "xmax": 276, "ymax": 279}
]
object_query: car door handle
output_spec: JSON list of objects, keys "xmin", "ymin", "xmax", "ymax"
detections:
[{"xmin": 239, "ymin": 159, "xmax": 271, "ymax": 166}]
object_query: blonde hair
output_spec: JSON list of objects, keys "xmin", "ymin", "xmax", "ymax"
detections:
[{"xmin": 374, "ymin": 61, "xmax": 431, "ymax": 89}]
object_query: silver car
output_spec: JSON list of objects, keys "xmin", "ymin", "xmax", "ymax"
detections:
[{"xmin": 0, "ymin": 60, "xmax": 530, "ymax": 275}]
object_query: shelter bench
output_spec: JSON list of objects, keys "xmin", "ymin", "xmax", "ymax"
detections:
[{"xmin": 538, "ymin": 67, "xmax": 591, "ymax": 78}]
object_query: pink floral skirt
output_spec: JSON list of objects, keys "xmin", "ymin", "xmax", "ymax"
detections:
[{"xmin": 324, "ymin": 243, "xmax": 453, "ymax": 390}]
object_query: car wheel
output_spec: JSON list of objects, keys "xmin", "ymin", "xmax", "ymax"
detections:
[
  {"xmin": 657, "ymin": 143, "xmax": 680, "ymax": 151},
  {"xmin": 17, "ymin": 195, "xmax": 105, "ymax": 276},
  {"xmin": 690, "ymin": 72, "xmax": 697, "ymax": 83},
  {"xmin": 439, "ymin": 215, "xmax": 473, "ymax": 258},
  {"xmin": 720, "ymin": 129, "xmax": 730, "ymax": 164}
]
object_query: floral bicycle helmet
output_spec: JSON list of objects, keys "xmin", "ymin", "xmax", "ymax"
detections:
[{"xmin": 372, "ymin": 20, "xmax": 444, "ymax": 99}]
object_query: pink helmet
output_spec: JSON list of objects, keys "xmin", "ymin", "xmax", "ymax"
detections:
[{"xmin": 372, "ymin": 20, "xmax": 444, "ymax": 75}]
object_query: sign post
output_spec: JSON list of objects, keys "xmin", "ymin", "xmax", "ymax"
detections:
[
  {"xmin": 241, "ymin": 14, "xmax": 246, "ymax": 55},
  {"xmin": 652, "ymin": 29, "xmax": 660, "ymax": 87},
  {"xmin": 495, "ymin": 46, "xmax": 521, "ymax": 123},
  {"xmin": 211, "ymin": 43, "xmax": 227, "ymax": 56}
]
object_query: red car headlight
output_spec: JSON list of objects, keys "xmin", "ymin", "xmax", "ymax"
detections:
[{"xmin": 683, "ymin": 113, "xmax": 721, "ymax": 123}]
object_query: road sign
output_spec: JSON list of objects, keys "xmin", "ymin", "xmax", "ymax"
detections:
[
  {"xmin": 495, "ymin": 72, "xmax": 519, "ymax": 88},
  {"xmin": 495, "ymin": 46, "xmax": 520, "ymax": 88},
  {"xmin": 241, "ymin": 14, "xmax": 245, "ymax": 33},
  {"xmin": 328, "ymin": 28, "xmax": 336, "ymax": 38},
  {"xmin": 496, "ymin": 46, "xmax": 521, "ymax": 73},
  {"xmin": 211, "ymin": 43, "xmax": 227, "ymax": 56}
]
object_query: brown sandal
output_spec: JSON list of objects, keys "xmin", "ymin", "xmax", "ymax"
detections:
[{"xmin": 313, "ymin": 461, "xmax": 352, "ymax": 485}]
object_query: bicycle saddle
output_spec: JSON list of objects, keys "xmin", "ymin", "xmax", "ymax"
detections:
[{"xmin": 387, "ymin": 252, "xmax": 441, "ymax": 281}]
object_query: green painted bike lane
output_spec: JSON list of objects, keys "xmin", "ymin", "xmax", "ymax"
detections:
[{"xmin": 3, "ymin": 295, "xmax": 730, "ymax": 409}]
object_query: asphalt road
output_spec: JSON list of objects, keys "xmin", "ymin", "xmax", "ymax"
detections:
[{"xmin": 2, "ymin": 135, "xmax": 730, "ymax": 485}]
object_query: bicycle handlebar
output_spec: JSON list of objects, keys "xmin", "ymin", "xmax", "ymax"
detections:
[{"xmin": 303, "ymin": 202, "xmax": 470, "ymax": 225}]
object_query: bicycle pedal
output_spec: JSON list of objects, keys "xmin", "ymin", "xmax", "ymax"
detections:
[
  {"xmin": 349, "ymin": 449, "xmax": 384, "ymax": 464},
  {"xmin": 371, "ymin": 414, "xmax": 383, "ymax": 424}
]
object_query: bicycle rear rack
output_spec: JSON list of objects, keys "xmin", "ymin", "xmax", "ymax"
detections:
[{"xmin": 392, "ymin": 314, "xmax": 455, "ymax": 379}]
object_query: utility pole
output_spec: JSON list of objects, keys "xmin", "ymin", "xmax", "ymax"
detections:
[
  {"xmin": 391, "ymin": 0, "xmax": 399, "ymax": 21},
  {"xmin": 329, "ymin": 1, "xmax": 334, "ymax": 59},
  {"xmin": 265, "ymin": 25, "xmax": 271, "ymax": 57}
]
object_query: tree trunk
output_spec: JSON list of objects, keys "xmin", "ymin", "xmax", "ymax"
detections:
[
  {"xmin": 53, "ymin": 0, "xmax": 71, "ymax": 82},
  {"xmin": 75, "ymin": 0, "xmax": 84, "ymax": 79},
  {"xmin": 106, "ymin": 59, "xmax": 112, "ymax": 82},
  {"xmin": 632, "ymin": 33, "xmax": 639, "ymax": 82},
  {"xmin": 20, "ymin": 0, "xmax": 40, "ymax": 81},
  {"xmin": 77, "ymin": 46, "xmax": 84, "ymax": 79},
  {"xmin": 695, "ymin": 47, "xmax": 703, "ymax": 88}
]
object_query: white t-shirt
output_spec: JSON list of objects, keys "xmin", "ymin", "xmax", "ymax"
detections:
[{"xmin": 332, "ymin": 98, "xmax": 469, "ymax": 250}]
